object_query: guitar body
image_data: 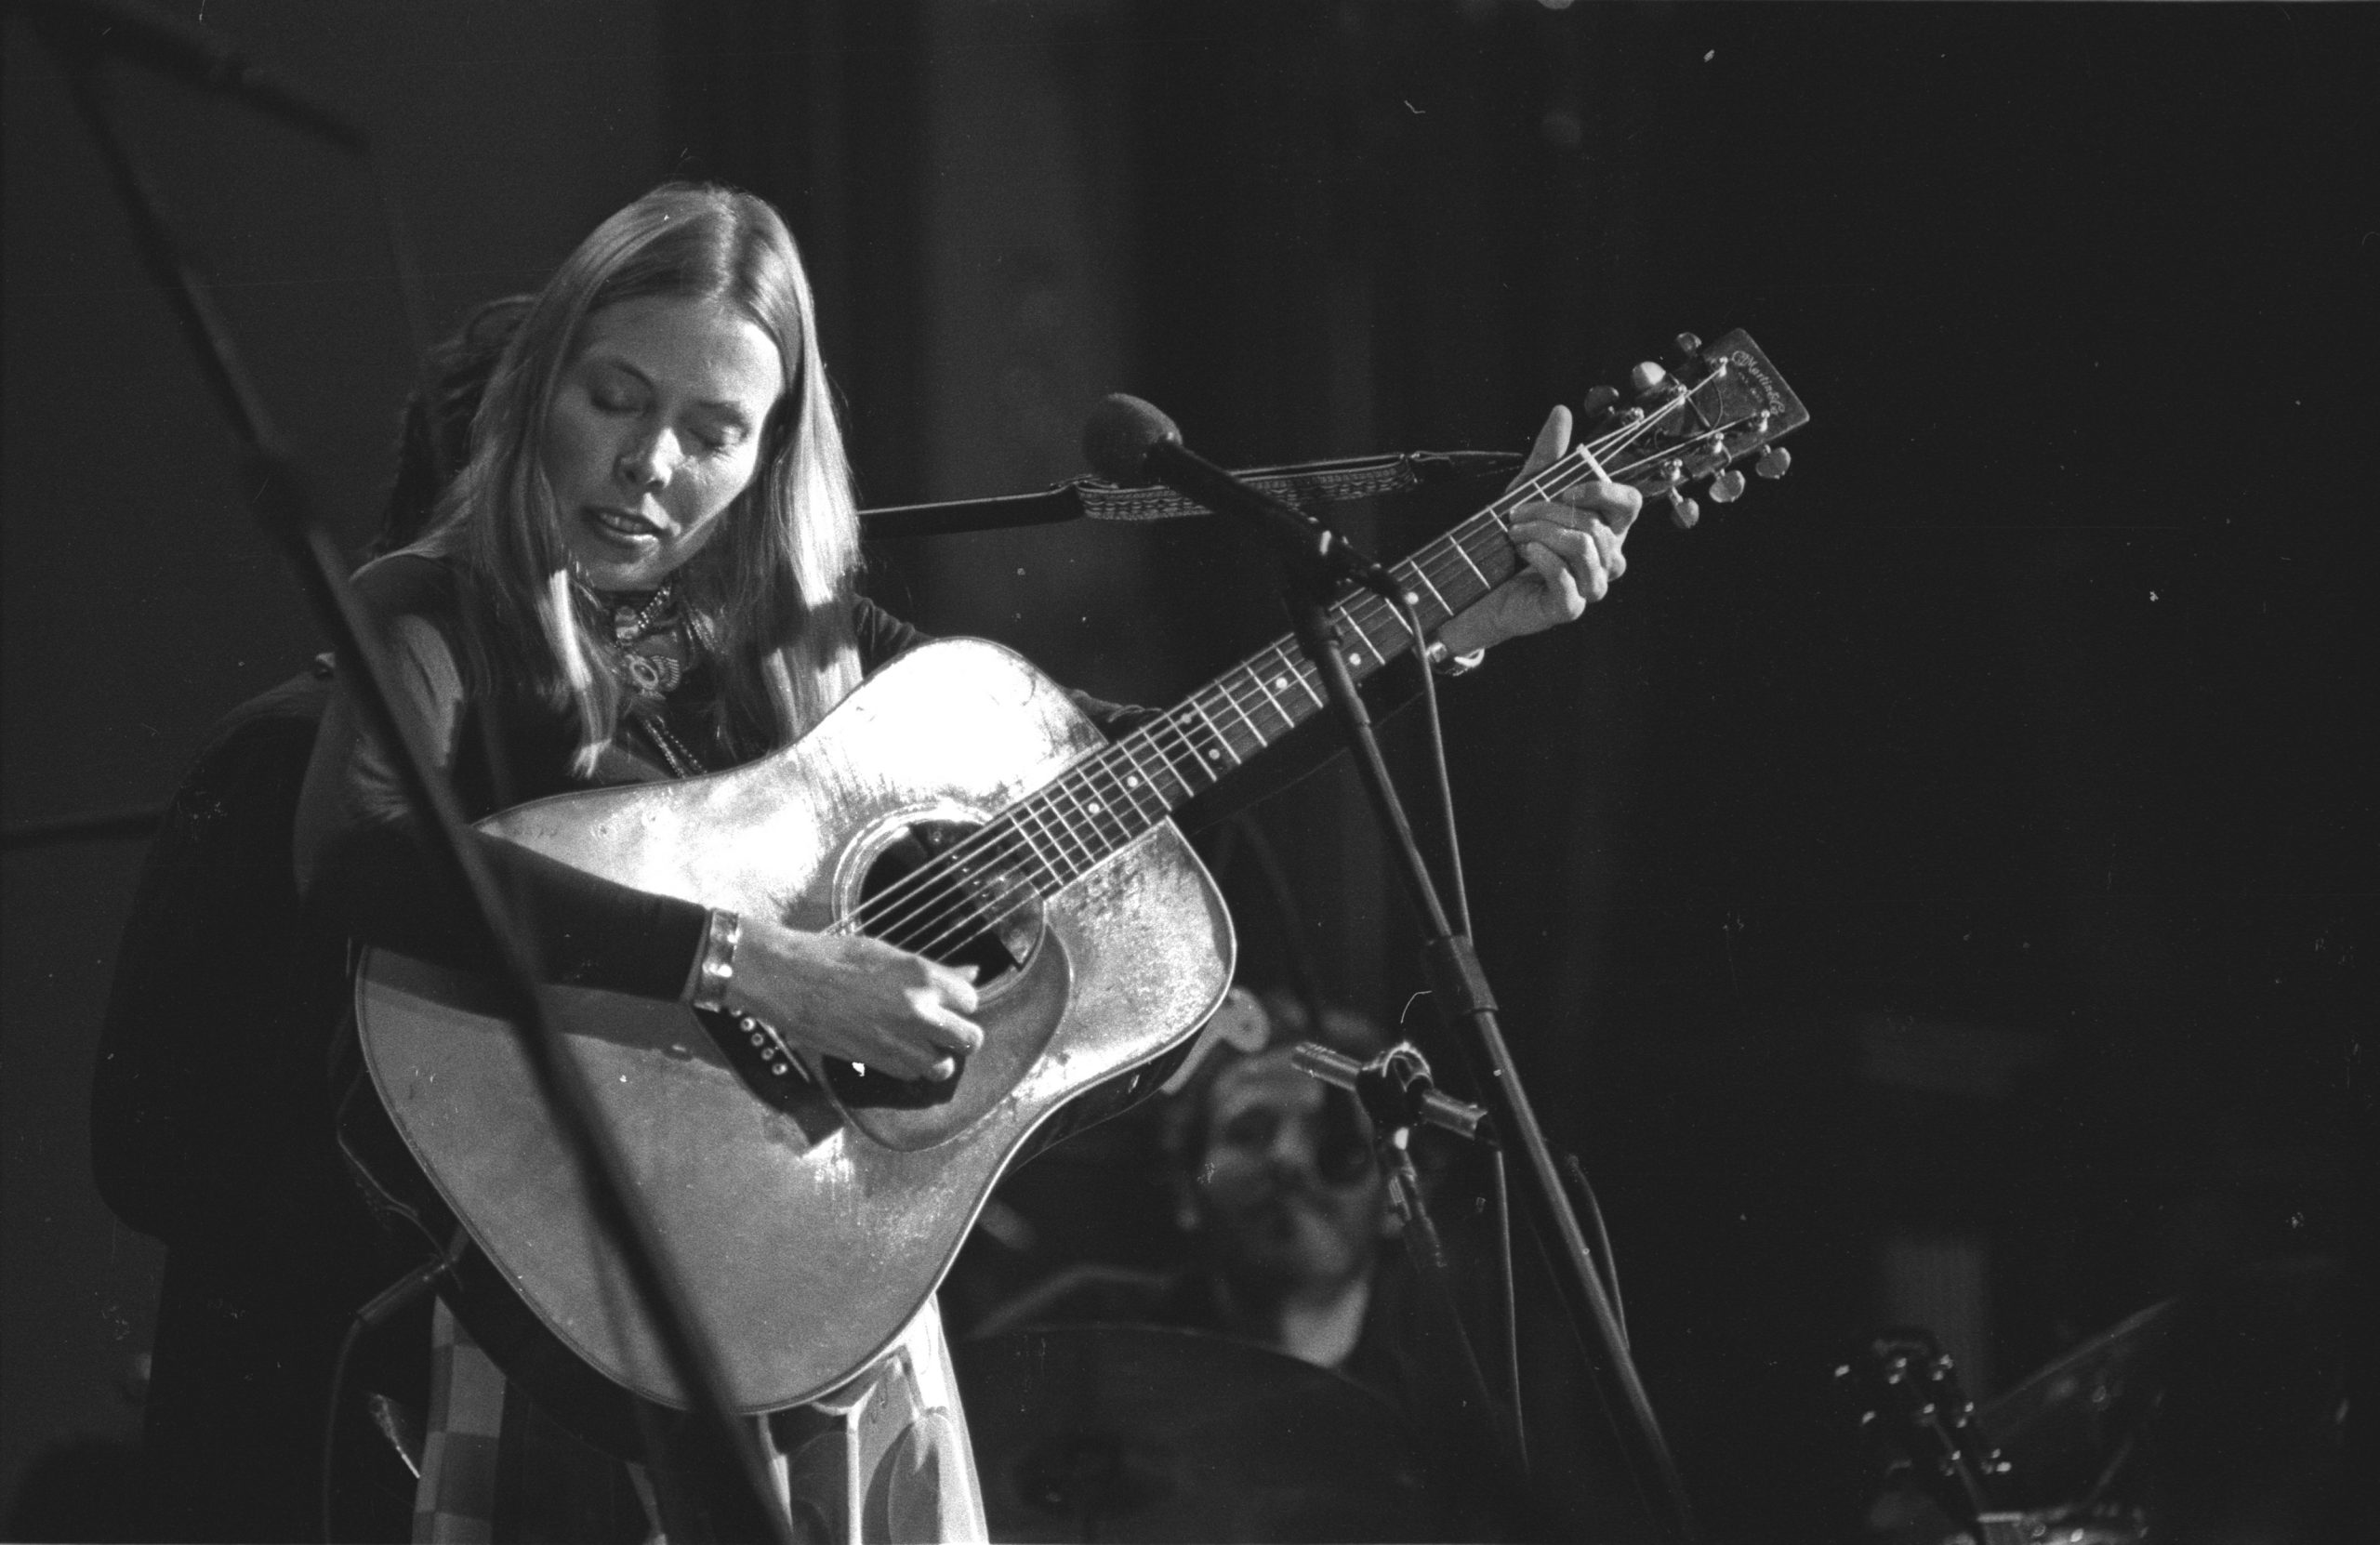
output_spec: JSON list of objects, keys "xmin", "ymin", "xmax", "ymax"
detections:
[{"xmin": 356, "ymin": 638, "xmax": 1235, "ymax": 1416}]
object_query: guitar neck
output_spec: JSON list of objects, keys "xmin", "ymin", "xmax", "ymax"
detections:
[
  {"xmin": 890, "ymin": 329, "xmax": 1805, "ymax": 910},
  {"xmin": 974, "ymin": 442, "xmax": 1608, "ymax": 894}
]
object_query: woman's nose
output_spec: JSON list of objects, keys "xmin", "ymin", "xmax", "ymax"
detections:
[{"xmin": 616, "ymin": 426, "xmax": 681, "ymax": 490}]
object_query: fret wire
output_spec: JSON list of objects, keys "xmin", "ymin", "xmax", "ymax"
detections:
[
  {"xmin": 1403, "ymin": 561, "xmax": 1454, "ymax": 622},
  {"xmin": 1074, "ymin": 759, "xmax": 1148, "ymax": 848},
  {"xmin": 1131, "ymin": 712, "xmax": 1222, "ymax": 801},
  {"xmin": 1043, "ymin": 774, "xmax": 1117, "ymax": 860},
  {"xmin": 1132, "ymin": 731, "xmax": 1203, "ymax": 805},
  {"xmin": 1276, "ymin": 643, "xmax": 1328, "ymax": 709},
  {"xmin": 1447, "ymin": 529, "xmax": 1493, "ymax": 588},
  {"xmin": 1368, "ymin": 588, "xmax": 1425, "ymax": 652},
  {"xmin": 1246, "ymin": 660, "xmax": 1296, "ymax": 727},
  {"xmin": 1243, "ymin": 662, "xmax": 1302, "ymax": 736},
  {"xmin": 1213, "ymin": 648, "xmax": 1318, "ymax": 742},
  {"xmin": 988, "ymin": 805, "xmax": 1065, "ymax": 898},
  {"xmin": 1211, "ymin": 677, "xmax": 1271, "ymax": 749},
  {"xmin": 1335, "ymin": 603, "xmax": 1391, "ymax": 670},
  {"xmin": 1235, "ymin": 660, "xmax": 1297, "ymax": 733},
  {"xmin": 1326, "ymin": 606, "xmax": 1370, "ymax": 672},
  {"xmin": 1005, "ymin": 805, "xmax": 1071, "ymax": 887},
  {"xmin": 1144, "ymin": 716, "xmax": 1217, "ymax": 796},
  {"xmin": 1454, "ymin": 521, "xmax": 1514, "ymax": 588},
  {"xmin": 1223, "ymin": 674, "xmax": 1284, "ymax": 740},
  {"xmin": 1051, "ymin": 757, "xmax": 1129, "ymax": 848},
  {"xmin": 1199, "ymin": 686, "xmax": 1262, "ymax": 759},
  {"xmin": 1098, "ymin": 739, "xmax": 1169, "ymax": 822},
  {"xmin": 987, "ymin": 820, "xmax": 1062, "ymax": 899},
  {"xmin": 1043, "ymin": 786, "xmax": 1107, "ymax": 876},
  {"xmin": 1184, "ymin": 699, "xmax": 1245, "ymax": 769},
  {"xmin": 1410, "ymin": 548, "xmax": 1478, "ymax": 617},
  {"xmin": 1010, "ymin": 793, "xmax": 1087, "ymax": 886}
]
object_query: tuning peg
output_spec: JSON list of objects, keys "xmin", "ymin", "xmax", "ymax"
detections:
[
  {"xmin": 1628, "ymin": 360, "xmax": 1670, "ymax": 399},
  {"xmin": 1665, "ymin": 488, "xmax": 1700, "ymax": 529},
  {"xmin": 1670, "ymin": 332, "xmax": 1704, "ymax": 369},
  {"xmin": 1579, "ymin": 383, "xmax": 1620, "ymax": 428},
  {"xmin": 1707, "ymin": 469, "xmax": 1746, "ymax": 504},
  {"xmin": 1756, "ymin": 445, "xmax": 1792, "ymax": 480}
]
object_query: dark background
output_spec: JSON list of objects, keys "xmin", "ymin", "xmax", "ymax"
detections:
[{"xmin": 3, "ymin": 3, "xmax": 2370, "ymax": 1539}]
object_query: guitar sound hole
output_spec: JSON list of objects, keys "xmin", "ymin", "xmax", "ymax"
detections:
[
  {"xmin": 832, "ymin": 819, "xmax": 1043, "ymax": 1112},
  {"xmin": 857, "ymin": 819, "xmax": 1043, "ymax": 987}
]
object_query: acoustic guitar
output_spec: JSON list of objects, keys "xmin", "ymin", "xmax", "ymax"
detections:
[{"xmin": 355, "ymin": 330, "xmax": 1807, "ymax": 1426}]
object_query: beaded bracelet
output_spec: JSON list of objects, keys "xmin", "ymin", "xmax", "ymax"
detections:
[{"xmin": 691, "ymin": 908, "xmax": 741, "ymax": 1011}]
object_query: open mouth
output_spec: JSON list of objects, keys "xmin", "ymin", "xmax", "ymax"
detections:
[{"xmin": 585, "ymin": 507, "xmax": 664, "ymax": 548}]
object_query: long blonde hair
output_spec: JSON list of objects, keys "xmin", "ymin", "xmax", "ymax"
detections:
[{"xmin": 420, "ymin": 183, "xmax": 862, "ymax": 773}]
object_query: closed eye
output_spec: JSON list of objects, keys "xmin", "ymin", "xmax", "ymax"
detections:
[{"xmin": 586, "ymin": 369, "xmax": 645, "ymax": 415}]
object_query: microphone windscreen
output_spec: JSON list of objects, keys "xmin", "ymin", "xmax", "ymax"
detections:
[{"xmin": 1082, "ymin": 393, "xmax": 1181, "ymax": 485}]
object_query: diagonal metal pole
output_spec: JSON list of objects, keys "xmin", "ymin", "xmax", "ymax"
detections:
[{"xmin": 31, "ymin": 16, "xmax": 792, "ymax": 1539}]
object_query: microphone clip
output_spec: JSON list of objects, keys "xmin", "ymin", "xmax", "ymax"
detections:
[{"xmin": 1292, "ymin": 1039, "xmax": 1496, "ymax": 1147}]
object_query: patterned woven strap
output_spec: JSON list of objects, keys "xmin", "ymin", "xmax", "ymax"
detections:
[{"xmin": 859, "ymin": 450, "xmax": 1524, "ymax": 538}]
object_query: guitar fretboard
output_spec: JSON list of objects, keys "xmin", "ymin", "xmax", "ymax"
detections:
[{"xmin": 847, "ymin": 442, "xmax": 1615, "ymax": 957}]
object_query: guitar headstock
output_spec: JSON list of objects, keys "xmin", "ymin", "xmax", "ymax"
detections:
[
  {"xmin": 1838, "ymin": 1328, "xmax": 2011, "ymax": 1533},
  {"xmin": 1584, "ymin": 328, "xmax": 1809, "ymax": 529}
]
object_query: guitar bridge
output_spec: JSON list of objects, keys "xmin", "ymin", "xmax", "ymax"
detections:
[{"xmin": 693, "ymin": 1006, "xmax": 822, "ymax": 1116}]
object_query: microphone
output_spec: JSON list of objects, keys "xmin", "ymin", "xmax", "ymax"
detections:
[
  {"xmin": 1290, "ymin": 1041, "xmax": 1497, "ymax": 1146},
  {"xmin": 1083, "ymin": 393, "xmax": 1410, "ymax": 603},
  {"xmin": 25, "ymin": 0, "xmax": 370, "ymax": 154}
]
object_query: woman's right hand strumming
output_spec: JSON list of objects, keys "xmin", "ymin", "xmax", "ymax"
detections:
[{"xmin": 724, "ymin": 918, "xmax": 984, "ymax": 1082}]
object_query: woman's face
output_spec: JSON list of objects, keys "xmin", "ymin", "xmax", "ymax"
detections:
[{"xmin": 542, "ymin": 295, "xmax": 786, "ymax": 591}]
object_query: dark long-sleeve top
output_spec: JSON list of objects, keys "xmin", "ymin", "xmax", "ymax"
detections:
[{"xmin": 293, "ymin": 552, "xmax": 1411, "ymax": 1003}]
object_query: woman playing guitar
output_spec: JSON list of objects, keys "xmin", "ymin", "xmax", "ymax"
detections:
[{"xmin": 292, "ymin": 180, "xmax": 1637, "ymax": 1540}]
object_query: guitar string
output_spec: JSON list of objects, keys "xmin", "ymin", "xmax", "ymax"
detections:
[
  {"xmin": 830, "ymin": 410, "xmax": 1681, "ymax": 953},
  {"xmin": 836, "ymin": 393, "xmax": 1717, "ymax": 964},
  {"xmin": 833, "ymin": 390, "xmax": 1721, "ymax": 960},
  {"xmin": 841, "ymin": 399, "xmax": 1711, "ymax": 965}
]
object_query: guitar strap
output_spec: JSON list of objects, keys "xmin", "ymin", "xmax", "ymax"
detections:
[{"xmin": 856, "ymin": 450, "xmax": 1525, "ymax": 538}]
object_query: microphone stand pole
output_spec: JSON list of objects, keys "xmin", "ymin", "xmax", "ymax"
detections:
[
  {"xmin": 33, "ymin": 18, "xmax": 791, "ymax": 1542},
  {"xmin": 1276, "ymin": 551, "xmax": 1699, "ymax": 1544}
]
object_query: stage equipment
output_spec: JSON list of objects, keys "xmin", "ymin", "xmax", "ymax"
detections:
[{"xmin": 954, "ymin": 1325, "xmax": 1449, "ymax": 1544}]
